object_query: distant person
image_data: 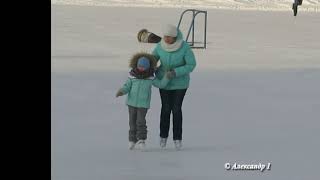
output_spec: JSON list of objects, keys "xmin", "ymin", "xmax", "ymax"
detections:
[
  {"xmin": 116, "ymin": 53, "xmax": 170, "ymax": 151},
  {"xmin": 152, "ymin": 24, "xmax": 197, "ymax": 150},
  {"xmin": 292, "ymin": 0, "xmax": 303, "ymax": 16}
]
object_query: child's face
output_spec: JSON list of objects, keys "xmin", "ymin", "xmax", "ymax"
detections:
[{"xmin": 137, "ymin": 66, "xmax": 146, "ymax": 72}]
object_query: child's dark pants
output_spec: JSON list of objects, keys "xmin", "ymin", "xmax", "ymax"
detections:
[{"xmin": 128, "ymin": 105, "xmax": 148, "ymax": 142}]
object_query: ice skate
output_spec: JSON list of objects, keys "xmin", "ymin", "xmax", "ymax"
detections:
[
  {"xmin": 136, "ymin": 140, "xmax": 146, "ymax": 151},
  {"xmin": 174, "ymin": 140, "xmax": 182, "ymax": 151},
  {"xmin": 160, "ymin": 138, "xmax": 167, "ymax": 148},
  {"xmin": 129, "ymin": 141, "xmax": 136, "ymax": 150}
]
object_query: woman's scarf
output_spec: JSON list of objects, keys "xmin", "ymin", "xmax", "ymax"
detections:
[{"xmin": 160, "ymin": 38, "xmax": 183, "ymax": 52}]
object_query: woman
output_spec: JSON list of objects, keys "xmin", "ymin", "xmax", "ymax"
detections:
[{"xmin": 152, "ymin": 24, "xmax": 196, "ymax": 150}]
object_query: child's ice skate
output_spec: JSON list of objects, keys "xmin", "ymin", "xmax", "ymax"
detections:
[
  {"xmin": 129, "ymin": 141, "xmax": 136, "ymax": 150},
  {"xmin": 136, "ymin": 140, "xmax": 146, "ymax": 151}
]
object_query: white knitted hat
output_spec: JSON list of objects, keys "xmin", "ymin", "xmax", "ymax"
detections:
[{"xmin": 162, "ymin": 24, "xmax": 177, "ymax": 37}]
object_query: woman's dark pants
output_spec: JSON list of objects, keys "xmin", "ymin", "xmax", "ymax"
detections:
[{"xmin": 159, "ymin": 89, "xmax": 187, "ymax": 140}]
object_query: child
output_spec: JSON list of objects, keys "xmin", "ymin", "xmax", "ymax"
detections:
[{"xmin": 116, "ymin": 52, "xmax": 170, "ymax": 151}]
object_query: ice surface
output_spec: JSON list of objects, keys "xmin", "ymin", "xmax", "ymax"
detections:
[{"xmin": 51, "ymin": 5, "xmax": 320, "ymax": 180}]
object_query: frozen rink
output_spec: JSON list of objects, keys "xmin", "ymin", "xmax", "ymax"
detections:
[{"xmin": 51, "ymin": 5, "xmax": 320, "ymax": 180}]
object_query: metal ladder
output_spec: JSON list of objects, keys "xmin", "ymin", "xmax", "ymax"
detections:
[{"xmin": 177, "ymin": 9, "xmax": 207, "ymax": 49}]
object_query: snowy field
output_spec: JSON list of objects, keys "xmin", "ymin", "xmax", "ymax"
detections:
[
  {"xmin": 52, "ymin": 0, "xmax": 320, "ymax": 12},
  {"xmin": 51, "ymin": 4, "xmax": 320, "ymax": 180}
]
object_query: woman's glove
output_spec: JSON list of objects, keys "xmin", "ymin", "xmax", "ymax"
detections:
[
  {"xmin": 166, "ymin": 70, "xmax": 176, "ymax": 79},
  {"xmin": 116, "ymin": 89, "xmax": 124, "ymax": 97}
]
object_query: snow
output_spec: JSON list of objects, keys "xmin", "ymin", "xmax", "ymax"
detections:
[
  {"xmin": 51, "ymin": 0, "xmax": 320, "ymax": 12},
  {"xmin": 51, "ymin": 4, "xmax": 320, "ymax": 180}
]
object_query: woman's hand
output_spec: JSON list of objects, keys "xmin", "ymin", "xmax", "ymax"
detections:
[{"xmin": 166, "ymin": 70, "xmax": 176, "ymax": 79}]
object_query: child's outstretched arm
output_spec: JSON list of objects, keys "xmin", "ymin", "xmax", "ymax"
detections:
[
  {"xmin": 116, "ymin": 78, "xmax": 132, "ymax": 97},
  {"xmin": 152, "ymin": 72, "xmax": 170, "ymax": 88}
]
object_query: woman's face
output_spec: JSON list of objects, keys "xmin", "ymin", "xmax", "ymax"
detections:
[{"xmin": 163, "ymin": 36, "xmax": 176, "ymax": 44}]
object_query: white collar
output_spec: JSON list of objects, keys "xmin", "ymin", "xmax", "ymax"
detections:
[
  {"xmin": 128, "ymin": 74, "xmax": 154, "ymax": 80},
  {"xmin": 160, "ymin": 39, "xmax": 183, "ymax": 52}
]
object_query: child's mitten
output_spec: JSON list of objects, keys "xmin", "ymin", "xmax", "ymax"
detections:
[{"xmin": 116, "ymin": 89, "xmax": 124, "ymax": 97}]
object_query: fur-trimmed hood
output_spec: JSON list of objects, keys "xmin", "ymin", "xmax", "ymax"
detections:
[
  {"xmin": 129, "ymin": 52, "xmax": 157, "ymax": 69},
  {"xmin": 128, "ymin": 52, "xmax": 158, "ymax": 79}
]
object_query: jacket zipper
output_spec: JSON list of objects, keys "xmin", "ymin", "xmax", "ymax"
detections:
[{"xmin": 136, "ymin": 80, "xmax": 141, "ymax": 106}]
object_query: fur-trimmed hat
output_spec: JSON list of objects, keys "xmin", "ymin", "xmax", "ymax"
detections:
[{"xmin": 129, "ymin": 52, "xmax": 157, "ymax": 69}]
